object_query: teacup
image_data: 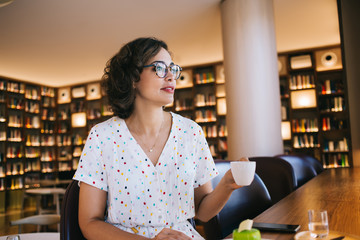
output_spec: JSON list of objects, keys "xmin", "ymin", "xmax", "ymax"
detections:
[{"xmin": 230, "ymin": 161, "xmax": 256, "ymax": 186}]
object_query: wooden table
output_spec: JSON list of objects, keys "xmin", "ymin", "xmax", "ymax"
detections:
[
  {"xmin": 0, "ymin": 232, "xmax": 59, "ymax": 240},
  {"xmin": 226, "ymin": 167, "xmax": 360, "ymax": 240}
]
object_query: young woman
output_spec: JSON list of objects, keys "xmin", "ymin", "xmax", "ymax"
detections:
[{"xmin": 74, "ymin": 37, "xmax": 244, "ymax": 240}]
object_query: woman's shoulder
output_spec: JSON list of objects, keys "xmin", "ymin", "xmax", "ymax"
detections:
[
  {"xmin": 170, "ymin": 112, "xmax": 201, "ymax": 131},
  {"xmin": 89, "ymin": 116, "xmax": 125, "ymax": 133}
]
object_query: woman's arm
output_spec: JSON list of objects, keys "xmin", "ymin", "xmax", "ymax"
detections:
[
  {"xmin": 194, "ymin": 169, "xmax": 241, "ymax": 222},
  {"xmin": 78, "ymin": 182, "xmax": 147, "ymax": 240}
]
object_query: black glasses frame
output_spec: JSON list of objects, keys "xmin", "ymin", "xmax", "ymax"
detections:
[{"xmin": 143, "ymin": 61, "xmax": 182, "ymax": 80}]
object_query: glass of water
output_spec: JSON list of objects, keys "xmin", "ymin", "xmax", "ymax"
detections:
[
  {"xmin": 308, "ymin": 209, "xmax": 329, "ymax": 238},
  {"xmin": 6, "ymin": 235, "xmax": 20, "ymax": 240}
]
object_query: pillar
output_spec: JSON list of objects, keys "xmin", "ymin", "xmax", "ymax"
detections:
[{"xmin": 220, "ymin": 0, "xmax": 283, "ymax": 160}]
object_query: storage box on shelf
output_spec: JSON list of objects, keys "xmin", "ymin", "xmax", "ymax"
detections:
[{"xmin": 278, "ymin": 46, "xmax": 351, "ymax": 168}]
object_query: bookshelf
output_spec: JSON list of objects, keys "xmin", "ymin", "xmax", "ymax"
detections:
[
  {"xmin": 170, "ymin": 62, "xmax": 228, "ymax": 159},
  {"xmin": 0, "ymin": 45, "xmax": 352, "ymax": 211},
  {"xmin": 278, "ymin": 46, "xmax": 351, "ymax": 168}
]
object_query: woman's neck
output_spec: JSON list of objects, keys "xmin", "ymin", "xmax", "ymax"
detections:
[{"xmin": 126, "ymin": 105, "xmax": 166, "ymax": 136}]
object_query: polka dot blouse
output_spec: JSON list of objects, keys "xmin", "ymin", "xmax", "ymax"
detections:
[{"xmin": 73, "ymin": 112, "xmax": 218, "ymax": 239}]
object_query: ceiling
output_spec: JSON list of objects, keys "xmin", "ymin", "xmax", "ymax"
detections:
[{"xmin": 0, "ymin": 0, "xmax": 340, "ymax": 87}]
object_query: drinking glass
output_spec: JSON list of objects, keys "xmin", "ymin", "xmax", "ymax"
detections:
[
  {"xmin": 308, "ymin": 209, "xmax": 329, "ymax": 238},
  {"xmin": 6, "ymin": 235, "xmax": 20, "ymax": 240}
]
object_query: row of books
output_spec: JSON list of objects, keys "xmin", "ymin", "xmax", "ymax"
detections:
[
  {"xmin": 323, "ymin": 138, "xmax": 349, "ymax": 152},
  {"xmin": 59, "ymin": 162, "xmax": 73, "ymax": 172},
  {"xmin": 7, "ymin": 129, "xmax": 22, "ymax": 142},
  {"xmin": 6, "ymin": 161, "xmax": 24, "ymax": 176},
  {"xmin": 292, "ymin": 118, "xmax": 318, "ymax": 133},
  {"xmin": 25, "ymin": 88, "xmax": 41, "ymax": 100},
  {"xmin": 25, "ymin": 116, "xmax": 41, "ymax": 129},
  {"xmin": 195, "ymin": 110, "xmax": 217, "ymax": 123},
  {"xmin": 41, "ymin": 122, "xmax": 55, "ymax": 134},
  {"xmin": 57, "ymin": 135, "xmax": 72, "ymax": 146},
  {"xmin": 41, "ymin": 109, "xmax": 56, "ymax": 120},
  {"xmin": 24, "ymin": 161, "xmax": 41, "ymax": 172},
  {"xmin": 195, "ymin": 72, "xmax": 215, "ymax": 84},
  {"xmin": 289, "ymin": 74, "xmax": 315, "ymax": 90},
  {"xmin": 320, "ymin": 79, "xmax": 344, "ymax": 95},
  {"xmin": 8, "ymin": 97, "xmax": 24, "ymax": 109},
  {"xmin": 195, "ymin": 94, "xmax": 216, "ymax": 107},
  {"xmin": 218, "ymin": 139, "xmax": 228, "ymax": 152},
  {"xmin": 175, "ymin": 98, "xmax": 193, "ymax": 111},
  {"xmin": 319, "ymin": 97, "xmax": 345, "ymax": 112},
  {"xmin": 2, "ymin": 81, "xmax": 25, "ymax": 93},
  {"xmin": 321, "ymin": 117, "xmax": 346, "ymax": 131},
  {"xmin": 8, "ymin": 178, "xmax": 24, "ymax": 190},
  {"xmin": 0, "ymin": 81, "xmax": 56, "ymax": 97},
  {"xmin": 25, "ymin": 101, "xmax": 40, "ymax": 113},
  {"xmin": 322, "ymin": 153, "xmax": 349, "ymax": 168},
  {"xmin": 8, "ymin": 115, "xmax": 23, "ymax": 127},
  {"xmin": 202, "ymin": 125, "xmax": 217, "ymax": 138},
  {"xmin": 0, "ymin": 166, "xmax": 4, "ymax": 177},
  {"xmin": 87, "ymin": 108, "xmax": 102, "ymax": 120},
  {"xmin": 42, "ymin": 96, "xmax": 56, "ymax": 107},
  {"xmin": 293, "ymin": 134, "xmax": 319, "ymax": 148}
]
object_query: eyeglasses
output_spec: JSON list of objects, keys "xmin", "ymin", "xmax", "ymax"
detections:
[{"xmin": 143, "ymin": 61, "xmax": 182, "ymax": 80}]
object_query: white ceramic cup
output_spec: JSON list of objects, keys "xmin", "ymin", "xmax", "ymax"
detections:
[{"xmin": 230, "ymin": 161, "xmax": 256, "ymax": 186}]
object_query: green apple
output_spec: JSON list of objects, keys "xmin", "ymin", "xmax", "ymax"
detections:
[{"xmin": 233, "ymin": 228, "xmax": 261, "ymax": 240}]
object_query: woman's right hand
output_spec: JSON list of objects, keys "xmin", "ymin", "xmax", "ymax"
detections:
[{"xmin": 152, "ymin": 228, "xmax": 192, "ymax": 240}]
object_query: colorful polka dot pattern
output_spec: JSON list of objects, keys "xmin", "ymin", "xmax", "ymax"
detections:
[{"xmin": 73, "ymin": 112, "xmax": 218, "ymax": 239}]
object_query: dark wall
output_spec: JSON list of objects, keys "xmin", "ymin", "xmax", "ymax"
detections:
[{"xmin": 338, "ymin": 0, "xmax": 360, "ymax": 166}]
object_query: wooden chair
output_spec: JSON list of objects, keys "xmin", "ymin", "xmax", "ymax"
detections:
[
  {"xmin": 249, "ymin": 156, "xmax": 297, "ymax": 204},
  {"xmin": 11, "ymin": 214, "xmax": 60, "ymax": 233},
  {"xmin": 202, "ymin": 160, "xmax": 272, "ymax": 240}
]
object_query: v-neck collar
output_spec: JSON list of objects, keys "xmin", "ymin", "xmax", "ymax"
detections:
[{"xmin": 122, "ymin": 112, "xmax": 174, "ymax": 167}]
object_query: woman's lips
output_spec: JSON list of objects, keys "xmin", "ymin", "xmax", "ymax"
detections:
[{"xmin": 161, "ymin": 86, "xmax": 175, "ymax": 93}]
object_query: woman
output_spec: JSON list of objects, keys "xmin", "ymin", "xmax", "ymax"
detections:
[{"xmin": 74, "ymin": 37, "xmax": 244, "ymax": 240}]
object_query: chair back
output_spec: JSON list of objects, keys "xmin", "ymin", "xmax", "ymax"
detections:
[
  {"xmin": 11, "ymin": 214, "xmax": 60, "ymax": 233},
  {"xmin": 60, "ymin": 180, "xmax": 195, "ymax": 240},
  {"xmin": 249, "ymin": 156, "xmax": 297, "ymax": 204},
  {"xmin": 202, "ymin": 160, "xmax": 272, "ymax": 240},
  {"xmin": 275, "ymin": 154, "xmax": 317, "ymax": 187},
  {"xmin": 60, "ymin": 180, "xmax": 86, "ymax": 240},
  {"xmin": 299, "ymin": 154, "xmax": 324, "ymax": 174}
]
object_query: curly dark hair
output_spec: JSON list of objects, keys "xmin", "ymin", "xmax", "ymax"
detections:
[{"xmin": 102, "ymin": 37, "xmax": 168, "ymax": 119}]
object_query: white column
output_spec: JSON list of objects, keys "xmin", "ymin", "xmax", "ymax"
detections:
[{"xmin": 221, "ymin": 0, "xmax": 283, "ymax": 160}]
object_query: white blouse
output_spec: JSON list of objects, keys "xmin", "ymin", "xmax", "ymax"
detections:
[{"xmin": 74, "ymin": 112, "xmax": 218, "ymax": 239}]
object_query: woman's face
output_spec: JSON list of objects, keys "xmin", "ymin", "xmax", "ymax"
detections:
[{"xmin": 135, "ymin": 47, "xmax": 177, "ymax": 107}]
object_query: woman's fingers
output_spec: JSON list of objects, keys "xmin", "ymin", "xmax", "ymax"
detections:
[
  {"xmin": 239, "ymin": 157, "xmax": 249, "ymax": 162},
  {"xmin": 153, "ymin": 228, "xmax": 192, "ymax": 240}
]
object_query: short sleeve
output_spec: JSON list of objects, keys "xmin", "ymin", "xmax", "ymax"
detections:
[
  {"xmin": 73, "ymin": 126, "xmax": 108, "ymax": 191},
  {"xmin": 193, "ymin": 125, "xmax": 218, "ymax": 188}
]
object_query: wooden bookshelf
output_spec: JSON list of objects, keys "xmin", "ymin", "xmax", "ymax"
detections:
[
  {"xmin": 278, "ymin": 46, "xmax": 352, "ymax": 169},
  {"xmin": 168, "ymin": 62, "xmax": 228, "ymax": 159}
]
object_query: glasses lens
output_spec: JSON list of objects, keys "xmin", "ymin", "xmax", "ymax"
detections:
[
  {"xmin": 170, "ymin": 65, "xmax": 181, "ymax": 80},
  {"xmin": 155, "ymin": 62, "xmax": 167, "ymax": 78}
]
